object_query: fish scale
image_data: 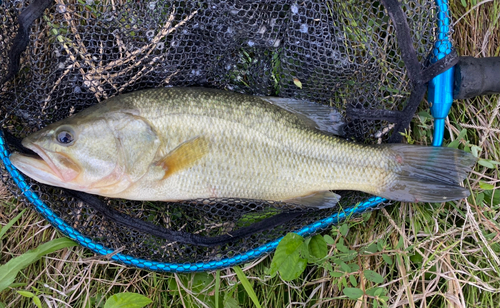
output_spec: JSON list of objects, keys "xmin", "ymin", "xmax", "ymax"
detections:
[{"xmin": 125, "ymin": 88, "xmax": 396, "ymax": 201}]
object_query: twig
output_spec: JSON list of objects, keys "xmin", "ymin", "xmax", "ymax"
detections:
[{"xmin": 49, "ymin": 1, "xmax": 197, "ymax": 101}]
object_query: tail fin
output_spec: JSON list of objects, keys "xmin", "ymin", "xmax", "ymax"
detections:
[{"xmin": 377, "ymin": 145, "xmax": 477, "ymax": 203}]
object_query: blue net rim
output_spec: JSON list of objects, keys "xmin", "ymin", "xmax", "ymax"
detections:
[
  {"xmin": 0, "ymin": 131, "xmax": 385, "ymax": 272},
  {"xmin": 0, "ymin": 0, "xmax": 453, "ymax": 273}
]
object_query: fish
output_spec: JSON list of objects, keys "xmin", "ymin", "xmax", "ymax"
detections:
[{"xmin": 9, "ymin": 87, "xmax": 476, "ymax": 208}]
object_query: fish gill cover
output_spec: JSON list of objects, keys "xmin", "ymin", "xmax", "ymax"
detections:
[{"xmin": 0, "ymin": 0, "xmax": 455, "ymax": 271}]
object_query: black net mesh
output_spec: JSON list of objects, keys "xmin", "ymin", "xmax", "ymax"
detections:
[{"xmin": 0, "ymin": 0, "xmax": 451, "ymax": 269}]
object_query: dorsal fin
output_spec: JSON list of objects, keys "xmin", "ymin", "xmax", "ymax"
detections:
[{"xmin": 262, "ymin": 97, "xmax": 345, "ymax": 136}]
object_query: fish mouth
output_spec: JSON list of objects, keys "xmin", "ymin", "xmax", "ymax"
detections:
[{"xmin": 10, "ymin": 143, "xmax": 80, "ymax": 185}]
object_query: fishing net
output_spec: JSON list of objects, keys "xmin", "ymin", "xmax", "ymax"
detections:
[{"xmin": 0, "ymin": 0, "xmax": 456, "ymax": 272}]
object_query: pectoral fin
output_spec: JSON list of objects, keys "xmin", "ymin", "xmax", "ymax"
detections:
[
  {"xmin": 158, "ymin": 136, "xmax": 209, "ymax": 180},
  {"xmin": 284, "ymin": 191, "xmax": 341, "ymax": 209}
]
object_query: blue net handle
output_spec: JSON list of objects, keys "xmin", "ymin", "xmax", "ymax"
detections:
[{"xmin": 428, "ymin": 0, "xmax": 454, "ymax": 147}]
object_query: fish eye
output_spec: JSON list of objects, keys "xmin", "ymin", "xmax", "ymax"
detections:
[{"xmin": 55, "ymin": 128, "xmax": 75, "ymax": 145}]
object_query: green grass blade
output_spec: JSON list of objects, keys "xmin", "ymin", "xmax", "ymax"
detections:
[
  {"xmin": 0, "ymin": 237, "xmax": 77, "ymax": 293},
  {"xmin": 233, "ymin": 266, "xmax": 261, "ymax": 308},
  {"xmin": 0, "ymin": 209, "xmax": 26, "ymax": 240},
  {"xmin": 215, "ymin": 270, "xmax": 220, "ymax": 308}
]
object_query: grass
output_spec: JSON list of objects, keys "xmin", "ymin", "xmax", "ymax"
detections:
[{"xmin": 1, "ymin": 0, "xmax": 500, "ymax": 307}]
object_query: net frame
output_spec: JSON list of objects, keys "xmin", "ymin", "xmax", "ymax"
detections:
[{"xmin": 0, "ymin": 0, "xmax": 455, "ymax": 272}]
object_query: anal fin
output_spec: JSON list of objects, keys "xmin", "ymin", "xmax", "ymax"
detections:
[{"xmin": 284, "ymin": 191, "xmax": 341, "ymax": 209}]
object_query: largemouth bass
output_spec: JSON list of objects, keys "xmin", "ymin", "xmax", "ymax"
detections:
[{"xmin": 10, "ymin": 88, "xmax": 476, "ymax": 208}]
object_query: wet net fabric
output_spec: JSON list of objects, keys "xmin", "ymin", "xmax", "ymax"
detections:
[{"xmin": 1, "ymin": 0, "xmax": 452, "ymax": 271}]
